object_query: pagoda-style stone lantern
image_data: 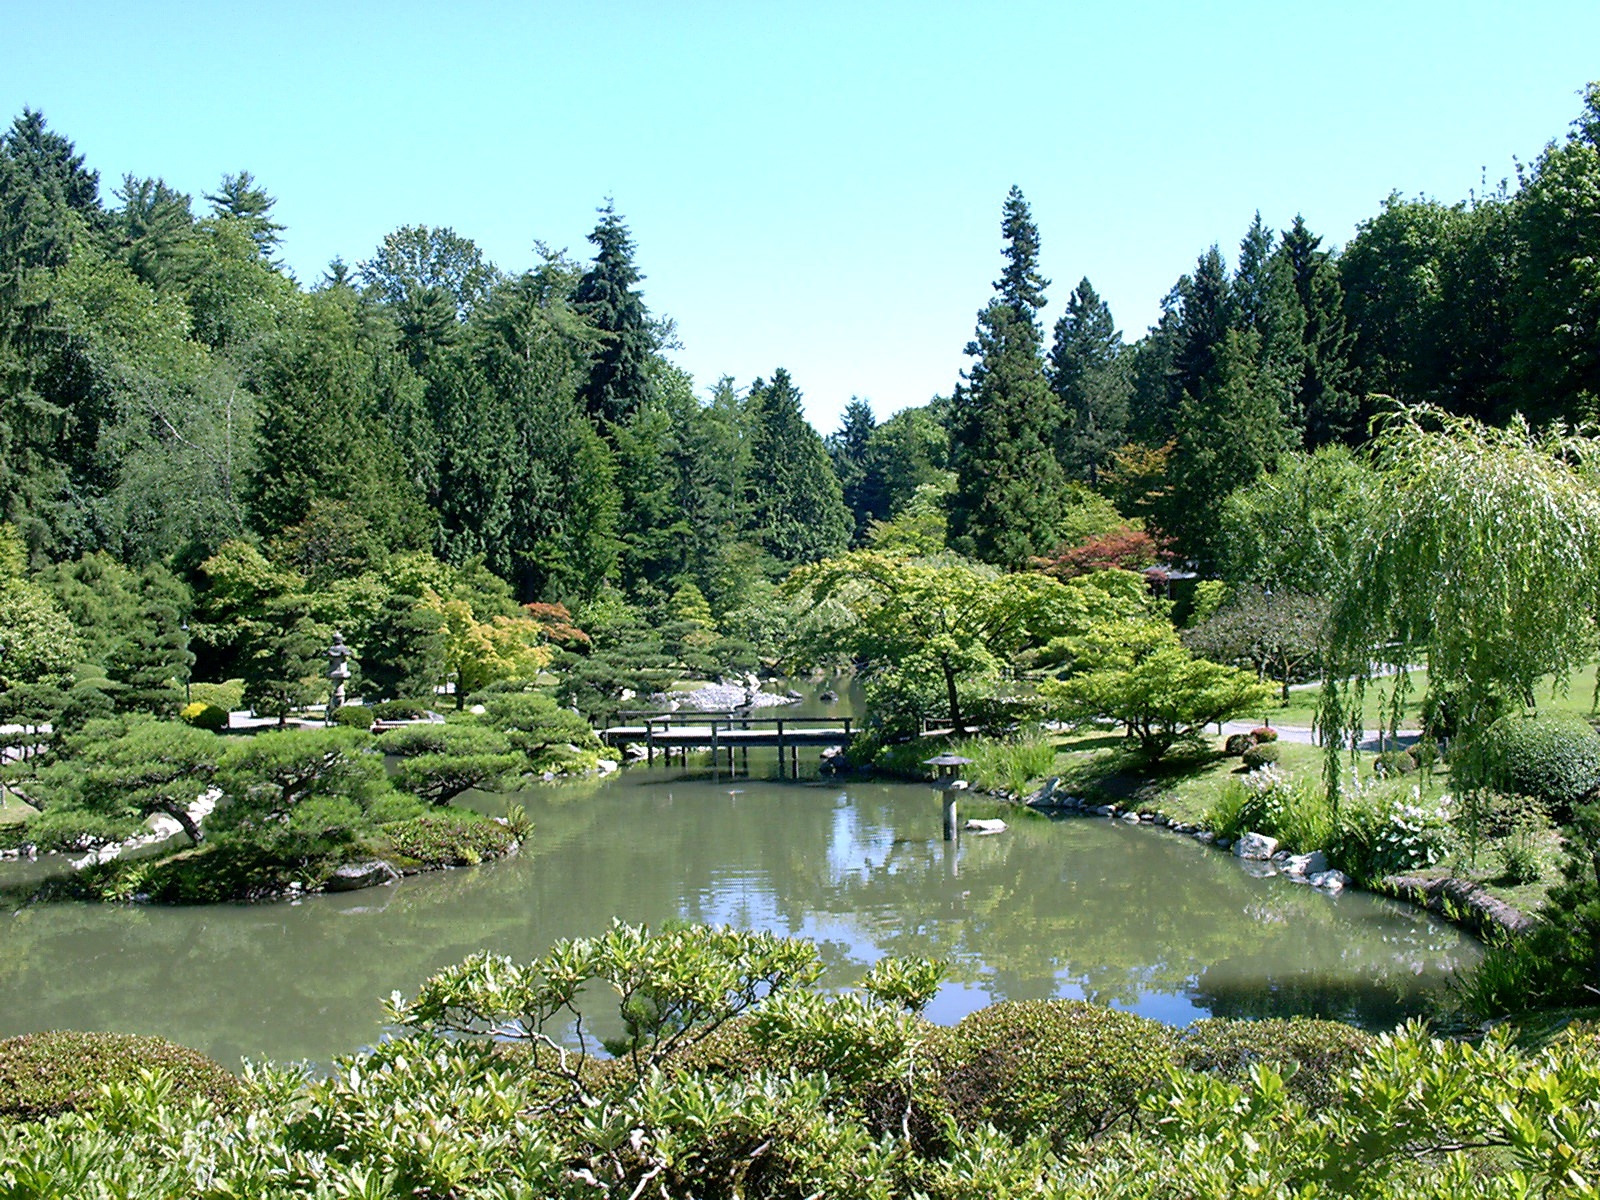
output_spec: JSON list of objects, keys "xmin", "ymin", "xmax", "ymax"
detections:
[
  {"xmin": 924, "ymin": 753, "xmax": 973, "ymax": 842},
  {"xmin": 326, "ymin": 631, "xmax": 352, "ymax": 724}
]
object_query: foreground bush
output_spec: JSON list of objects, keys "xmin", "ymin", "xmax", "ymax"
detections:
[
  {"xmin": 0, "ymin": 1030, "xmax": 241, "ymax": 1121},
  {"xmin": 942, "ymin": 998, "xmax": 1177, "ymax": 1146},
  {"xmin": 1177, "ymin": 1016, "xmax": 1373, "ymax": 1107},
  {"xmin": 7, "ymin": 926, "xmax": 1600, "ymax": 1198}
]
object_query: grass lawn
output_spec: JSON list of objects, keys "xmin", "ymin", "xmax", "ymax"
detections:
[
  {"xmin": 1236, "ymin": 660, "xmax": 1600, "ymax": 731},
  {"xmin": 0, "ymin": 790, "xmax": 38, "ymax": 826}
]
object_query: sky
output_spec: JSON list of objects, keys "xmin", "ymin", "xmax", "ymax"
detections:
[{"xmin": 4, "ymin": 1, "xmax": 1599, "ymax": 433}]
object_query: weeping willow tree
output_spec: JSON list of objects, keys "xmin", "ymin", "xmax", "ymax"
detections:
[{"xmin": 1319, "ymin": 407, "xmax": 1600, "ymax": 794}]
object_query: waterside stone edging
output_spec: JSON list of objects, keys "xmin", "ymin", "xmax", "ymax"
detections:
[{"xmin": 980, "ymin": 775, "xmax": 1533, "ymax": 940}]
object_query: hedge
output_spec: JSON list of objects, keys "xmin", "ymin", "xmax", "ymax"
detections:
[{"xmin": 0, "ymin": 1030, "xmax": 242, "ymax": 1122}]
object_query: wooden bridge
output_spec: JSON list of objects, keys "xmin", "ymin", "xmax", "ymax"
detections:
[{"xmin": 599, "ymin": 710, "xmax": 854, "ymax": 777}]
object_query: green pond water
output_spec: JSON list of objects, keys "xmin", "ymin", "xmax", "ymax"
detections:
[{"xmin": 0, "ymin": 752, "xmax": 1479, "ymax": 1068}]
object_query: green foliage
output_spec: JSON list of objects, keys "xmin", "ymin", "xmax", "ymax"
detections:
[
  {"xmin": 1241, "ymin": 741, "xmax": 1281, "ymax": 769},
  {"xmin": 1045, "ymin": 618, "xmax": 1277, "ymax": 760},
  {"xmin": 947, "ymin": 732, "xmax": 1058, "ymax": 795},
  {"xmin": 375, "ymin": 810, "xmax": 516, "ymax": 868},
  {"xmin": 1321, "ymin": 409, "xmax": 1600, "ymax": 791},
  {"xmin": 1480, "ymin": 711, "xmax": 1600, "ymax": 812},
  {"xmin": 0, "ymin": 1030, "xmax": 242, "ymax": 1122},
  {"xmin": 743, "ymin": 368, "xmax": 851, "ymax": 566},
  {"xmin": 1331, "ymin": 780, "xmax": 1452, "ymax": 881},
  {"xmin": 1177, "ymin": 1017, "xmax": 1373, "ymax": 1109},
  {"xmin": 943, "ymin": 999, "xmax": 1177, "ymax": 1147},
  {"xmin": 179, "ymin": 700, "xmax": 227, "ymax": 731},
  {"xmin": 213, "ymin": 726, "xmax": 394, "ymax": 856},
  {"xmin": 473, "ymin": 690, "xmax": 600, "ymax": 770},
  {"xmin": 370, "ymin": 698, "xmax": 432, "ymax": 721},
  {"xmin": 328, "ymin": 704, "xmax": 374, "ymax": 728}
]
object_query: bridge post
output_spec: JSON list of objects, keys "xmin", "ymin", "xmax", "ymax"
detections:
[{"xmin": 776, "ymin": 720, "xmax": 786, "ymax": 778}]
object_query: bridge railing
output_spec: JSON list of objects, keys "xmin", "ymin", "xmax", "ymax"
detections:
[{"xmin": 603, "ymin": 710, "xmax": 853, "ymax": 737}]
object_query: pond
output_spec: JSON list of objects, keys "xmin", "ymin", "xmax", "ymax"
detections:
[{"xmin": 0, "ymin": 745, "xmax": 1479, "ymax": 1067}]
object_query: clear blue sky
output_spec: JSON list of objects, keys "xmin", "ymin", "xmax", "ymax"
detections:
[{"xmin": 4, "ymin": 1, "xmax": 1597, "ymax": 432}]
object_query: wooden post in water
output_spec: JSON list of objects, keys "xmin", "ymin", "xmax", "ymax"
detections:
[{"xmin": 776, "ymin": 720, "xmax": 786, "ymax": 779}]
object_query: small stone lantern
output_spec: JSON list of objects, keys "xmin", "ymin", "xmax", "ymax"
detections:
[
  {"xmin": 924, "ymin": 753, "xmax": 973, "ymax": 842},
  {"xmin": 326, "ymin": 631, "xmax": 352, "ymax": 723}
]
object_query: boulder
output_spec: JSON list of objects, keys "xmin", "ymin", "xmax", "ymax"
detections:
[
  {"xmin": 1309, "ymin": 869, "xmax": 1350, "ymax": 894},
  {"xmin": 325, "ymin": 860, "xmax": 400, "ymax": 893},
  {"xmin": 1193, "ymin": 830, "xmax": 1216, "ymax": 844},
  {"xmin": 1283, "ymin": 850, "xmax": 1329, "ymax": 877},
  {"xmin": 819, "ymin": 690, "xmax": 839, "ymax": 704},
  {"xmin": 1233, "ymin": 832, "xmax": 1279, "ymax": 860},
  {"xmin": 964, "ymin": 818, "xmax": 1008, "ymax": 834}
]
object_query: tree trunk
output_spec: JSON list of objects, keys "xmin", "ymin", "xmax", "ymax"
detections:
[
  {"xmin": 942, "ymin": 661, "xmax": 963, "ymax": 735},
  {"xmin": 162, "ymin": 804, "xmax": 204, "ymax": 845}
]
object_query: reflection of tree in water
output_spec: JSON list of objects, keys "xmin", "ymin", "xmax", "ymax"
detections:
[
  {"xmin": 1190, "ymin": 961, "xmax": 1439, "ymax": 1028},
  {"xmin": 0, "ymin": 775, "xmax": 1479, "ymax": 1064}
]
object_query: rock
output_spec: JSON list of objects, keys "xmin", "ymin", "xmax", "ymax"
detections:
[
  {"xmin": 1215, "ymin": 838, "xmax": 1233, "ymax": 851},
  {"xmin": 949, "ymin": 779, "xmax": 969, "ymax": 791},
  {"xmin": 623, "ymin": 743, "xmax": 649, "ymax": 762},
  {"xmin": 1283, "ymin": 851, "xmax": 1329, "ymax": 877},
  {"xmin": 1309, "ymin": 869, "xmax": 1350, "ymax": 894},
  {"xmin": 597, "ymin": 759, "xmax": 619, "ymax": 775},
  {"xmin": 1122, "ymin": 812, "xmax": 1140, "ymax": 823},
  {"xmin": 819, "ymin": 690, "xmax": 838, "ymax": 704},
  {"xmin": 1194, "ymin": 831, "xmax": 1216, "ymax": 844},
  {"xmin": 785, "ymin": 688, "xmax": 804, "ymax": 700},
  {"xmin": 964, "ymin": 818, "xmax": 1007, "ymax": 834},
  {"xmin": 1151, "ymin": 814, "xmax": 1169, "ymax": 826},
  {"xmin": 1233, "ymin": 832, "xmax": 1279, "ymax": 860},
  {"xmin": 469, "ymin": 704, "xmax": 487, "ymax": 715},
  {"xmin": 1140, "ymin": 812, "xmax": 1157, "ymax": 822},
  {"xmin": 324, "ymin": 861, "xmax": 400, "ymax": 893},
  {"xmin": 1239, "ymin": 860, "xmax": 1278, "ymax": 879},
  {"xmin": 1094, "ymin": 804, "xmax": 1116, "ymax": 816}
]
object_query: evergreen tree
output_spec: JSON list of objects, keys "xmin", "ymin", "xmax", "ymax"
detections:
[
  {"xmin": 356, "ymin": 593, "xmax": 446, "ymax": 703},
  {"xmin": 948, "ymin": 187, "xmax": 1071, "ymax": 567},
  {"xmin": 574, "ymin": 201, "xmax": 655, "ymax": 427},
  {"xmin": 240, "ymin": 595, "xmax": 326, "ymax": 727},
  {"xmin": 1279, "ymin": 215, "xmax": 1357, "ymax": 446},
  {"xmin": 1049, "ymin": 278, "xmax": 1130, "ymax": 485},
  {"xmin": 743, "ymin": 369, "xmax": 850, "ymax": 566},
  {"xmin": 204, "ymin": 170, "xmax": 284, "ymax": 260},
  {"xmin": 1172, "ymin": 246, "xmax": 1233, "ymax": 405},
  {"xmin": 105, "ymin": 592, "xmax": 191, "ymax": 717},
  {"xmin": 112, "ymin": 175, "xmax": 197, "ymax": 292},
  {"xmin": 828, "ymin": 398, "xmax": 885, "ymax": 543},
  {"xmin": 1125, "ymin": 280, "xmax": 1188, "ymax": 445}
]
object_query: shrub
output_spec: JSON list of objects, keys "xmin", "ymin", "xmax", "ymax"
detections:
[
  {"xmin": 329, "ymin": 705, "xmax": 375, "ymax": 729},
  {"xmin": 1242, "ymin": 742, "xmax": 1281, "ymax": 770},
  {"xmin": 1480, "ymin": 712, "xmax": 1600, "ymax": 813},
  {"xmin": 179, "ymin": 701, "xmax": 229, "ymax": 732},
  {"xmin": 1249, "ymin": 726, "xmax": 1279, "ymax": 744},
  {"xmin": 0, "ymin": 1030, "xmax": 242, "ymax": 1121},
  {"xmin": 376, "ymin": 811, "xmax": 517, "ymax": 869},
  {"xmin": 188, "ymin": 679, "xmax": 244, "ymax": 714},
  {"xmin": 1373, "ymin": 749, "xmax": 1417, "ymax": 776},
  {"xmin": 948, "ymin": 732, "xmax": 1057, "ymax": 794},
  {"xmin": 371, "ymin": 699, "xmax": 432, "ymax": 721},
  {"xmin": 1412, "ymin": 737, "xmax": 1441, "ymax": 769},
  {"xmin": 1223, "ymin": 732, "xmax": 1255, "ymax": 757},
  {"xmin": 1497, "ymin": 819, "xmax": 1546, "ymax": 885},
  {"xmin": 942, "ymin": 999, "xmax": 1177, "ymax": 1147},
  {"xmin": 1178, "ymin": 1017, "xmax": 1374, "ymax": 1108}
]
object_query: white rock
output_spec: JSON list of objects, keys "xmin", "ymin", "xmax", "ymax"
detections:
[
  {"xmin": 1283, "ymin": 851, "xmax": 1329, "ymax": 877},
  {"xmin": 964, "ymin": 818, "xmax": 1008, "ymax": 834},
  {"xmin": 1233, "ymin": 832, "xmax": 1279, "ymax": 860},
  {"xmin": 1309, "ymin": 869, "xmax": 1350, "ymax": 893},
  {"xmin": 1122, "ymin": 812, "xmax": 1141, "ymax": 823},
  {"xmin": 469, "ymin": 704, "xmax": 487, "ymax": 715},
  {"xmin": 597, "ymin": 759, "xmax": 619, "ymax": 774},
  {"xmin": 1094, "ymin": 804, "xmax": 1116, "ymax": 816}
]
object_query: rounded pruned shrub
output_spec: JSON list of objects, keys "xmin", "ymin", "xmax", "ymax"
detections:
[
  {"xmin": 1481, "ymin": 712, "xmax": 1600, "ymax": 812},
  {"xmin": 1373, "ymin": 749, "xmax": 1417, "ymax": 776},
  {"xmin": 179, "ymin": 701, "xmax": 229, "ymax": 732},
  {"xmin": 1242, "ymin": 743, "xmax": 1282, "ymax": 771},
  {"xmin": 0, "ymin": 1030, "xmax": 242, "ymax": 1122},
  {"xmin": 942, "ymin": 999, "xmax": 1177, "ymax": 1147},
  {"xmin": 1177, "ymin": 1017, "xmax": 1373, "ymax": 1108},
  {"xmin": 1249, "ymin": 727, "xmax": 1279, "ymax": 744},
  {"xmin": 1223, "ymin": 732, "xmax": 1256, "ymax": 757},
  {"xmin": 329, "ymin": 705, "xmax": 376, "ymax": 729},
  {"xmin": 371, "ymin": 699, "xmax": 432, "ymax": 721}
]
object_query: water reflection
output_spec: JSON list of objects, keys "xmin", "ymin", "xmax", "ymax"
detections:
[{"xmin": 0, "ymin": 768, "xmax": 1479, "ymax": 1066}]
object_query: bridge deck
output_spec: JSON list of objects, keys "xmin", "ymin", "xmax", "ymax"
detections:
[{"xmin": 600, "ymin": 725, "xmax": 852, "ymax": 748}]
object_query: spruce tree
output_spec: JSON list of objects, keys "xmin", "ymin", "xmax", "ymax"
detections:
[
  {"xmin": 743, "ymin": 369, "xmax": 850, "ymax": 566},
  {"xmin": 948, "ymin": 187, "xmax": 1071, "ymax": 567},
  {"xmin": 1171, "ymin": 246, "xmax": 1232, "ymax": 405},
  {"xmin": 828, "ymin": 398, "xmax": 884, "ymax": 543},
  {"xmin": 1049, "ymin": 278, "xmax": 1129, "ymax": 485},
  {"xmin": 204, "ymin": 170, "xmax": 284, "ymax": 259},
  {"xmin": 574, "ymin": 201, "xmax": 655, "ymax": 427},
  {"xmin": 1279, "ymin": 215, "xmax": 1356, "ymax": 446}
]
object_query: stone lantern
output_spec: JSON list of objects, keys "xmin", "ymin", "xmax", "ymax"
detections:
[
  {"xmin": 326, "ymin": 631, "xmax": 352, "ymax": 723},
  {"xmin": 924, "ymin": 753, "xmax": 973, "ymax": 842}
]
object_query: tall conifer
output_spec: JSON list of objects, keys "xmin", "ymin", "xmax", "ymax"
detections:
[
  {"xmin": 574, "ymin": 201, "xmax": 654, "ymax": 427},
  {"xmin": 1049, "ymin": 278, "xmax": 1129, "ymax": 485}
]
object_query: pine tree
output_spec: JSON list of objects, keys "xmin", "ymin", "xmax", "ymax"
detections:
[
  {"xmin": 948, "ymin": 187, "xmax": 1071, "ymax": 567},
  {"xmin": 574, "ymin": 201, "xmax": 655, "ymax": 427},
  {"xmin": 743, "ymin": 369, "xmax": 850, "ymax": 566},
  {"xmin": 1049, "ymin": 278, "xmax": 1129, "ymax": 485},
  {"xmin": 1233, "ymin": 213, "xmax": 1307, "ymax": 436},
  {"xmin": 204, "ymin": 170, "xmax": 284, "ymax": 260},
  {"xmin": 1171, "ymin": 246, "xmax": 1232, "ymax": 405},
  {"xmin": 240, "ymin": 595, "xmax": 326, "ymax": 727}
]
